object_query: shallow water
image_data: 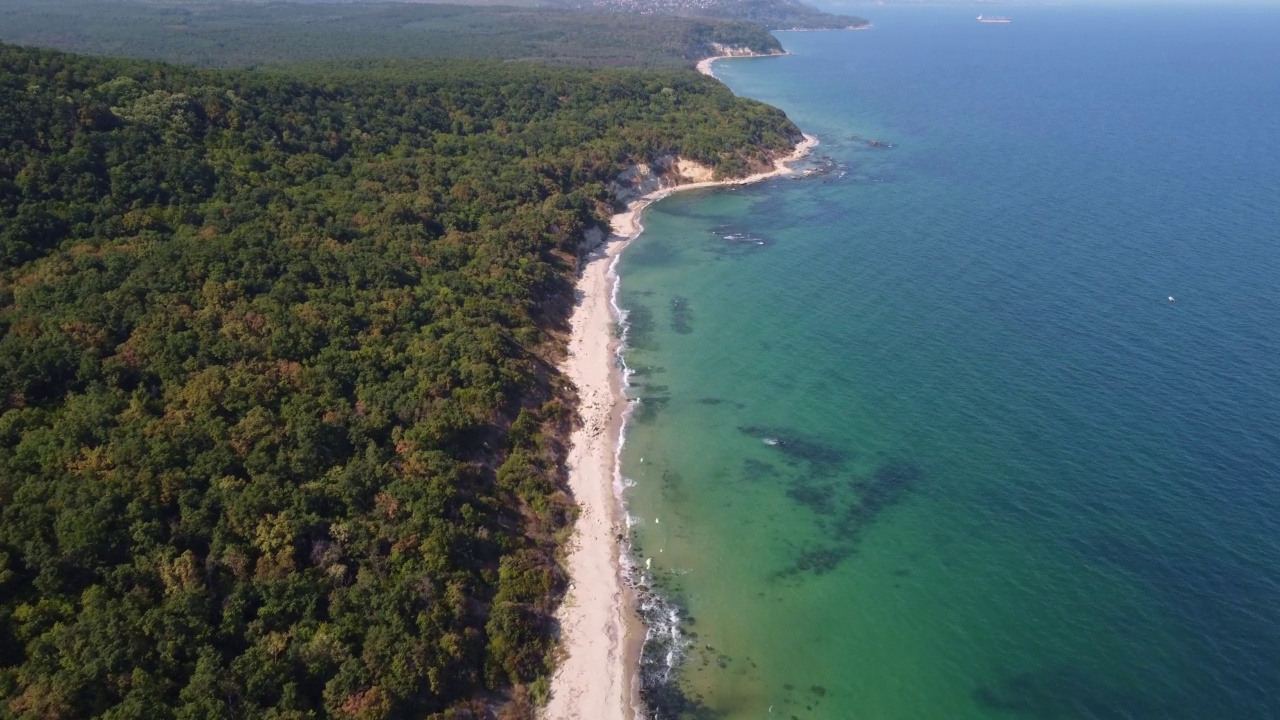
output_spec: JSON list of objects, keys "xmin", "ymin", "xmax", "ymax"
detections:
[{"xmin": 617, "ymin": 6, "xmax": 1280, "ymax": 719}]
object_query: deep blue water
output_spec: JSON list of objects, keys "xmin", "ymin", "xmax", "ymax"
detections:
[{"xmin": 618, "ymin": 6, "xmax": 1280, "ymax": 718}]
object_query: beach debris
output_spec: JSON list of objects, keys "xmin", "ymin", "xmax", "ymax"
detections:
[{"xmin": 646, "ymin": 557, "xmax": 652, "ymax": 570}]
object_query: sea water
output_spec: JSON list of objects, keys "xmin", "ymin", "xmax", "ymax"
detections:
[{"xmin": 616, "ymin": 6, "xmax": 1280, "ymax": 719}]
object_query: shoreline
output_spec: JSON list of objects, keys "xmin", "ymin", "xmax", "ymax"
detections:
[
  {"xmin": 696, "ymin": 52, "xmax": 786, "ymax": 78},
  {"xmin": 696, "ymin": 26, "xmax": 872, "ymax": 77},
  {"xmin": 542, "ymin": 133, "xmax": 817, "ymax": 720}
]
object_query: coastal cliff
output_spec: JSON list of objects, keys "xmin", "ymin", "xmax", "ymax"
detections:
[
  {"xmin": 607, "ymin": 144, "xmax": 802, "ymax": 205},
  {"xmin": 609, "ymin": 155, "xmax": 715, "ymax": 202},
  {"xmin": 706, "ymin": 41, "xmax": 787, "ymax": 59}
]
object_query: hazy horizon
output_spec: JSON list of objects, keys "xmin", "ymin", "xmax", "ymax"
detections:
[{"xmin": 816, "ymin": 0, "xmax": 1280, "ymax": 8}]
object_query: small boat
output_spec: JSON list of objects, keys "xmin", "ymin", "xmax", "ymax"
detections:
[{"xmin": 977, "ymin": 15, "xmax": 1012, "ymax": 23}]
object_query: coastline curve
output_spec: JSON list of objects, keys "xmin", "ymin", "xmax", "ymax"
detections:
[{"xmin": 542, "ymin": 133, "xmax": 817, "ymax": 720}]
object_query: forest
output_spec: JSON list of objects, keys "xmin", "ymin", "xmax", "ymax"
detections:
[
  {"xmin": 0, "ymin": 43, "xmax": 801, "ymax": 718},
  {"xmin": 581, "ymin": 0, "xmax": 870, "ymax": 32},
  {"xmin": 0, "ymin": 0, "xmax": 784, "ymax": 69}
]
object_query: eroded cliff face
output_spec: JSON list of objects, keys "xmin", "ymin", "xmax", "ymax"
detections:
[
  {"xmin": 583, "ymin": 141, "xmax": 794, "ymax": 252},
  {"xmin": 708, "ymin": 42, "xmax": 786, "ymax": 58},
  {"xmin": 607, "ymin": 154, "xmax": 717, "ymax": 203},
  {"xmin": 576, "ymin": 156, "xmax": 718, "ymax": 253}
]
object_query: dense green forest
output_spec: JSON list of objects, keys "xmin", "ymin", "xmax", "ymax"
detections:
[
  {"xmin": 692, "ymin": 0, "xmax": 869, "ymax": 31},
  {"xmin": 0, "ymin": 43, "xmax": 800, "ymax": 718},
  {"xmin": 580, "ymin": 0, "xmax": 870, "ymax": 32},
  {"xmin": 0, "ymin": 0, "xmax": 783, "ymax": 69}
]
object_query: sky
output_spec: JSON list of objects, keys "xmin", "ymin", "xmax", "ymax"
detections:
[{"xmin": 817, "ymin": 0, "xmax": 1280, "ymax": 6}]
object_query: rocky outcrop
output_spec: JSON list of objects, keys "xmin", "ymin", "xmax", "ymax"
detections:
[
  {"xmin": 607, "ymin": 155, "xmax": 718, "ymax": 203},
  {"xmin": 582, "ymin": 135, "xmax": 803, "ymax": 254},
  {"xmin": 707, "ymin": 42, "xmax": 786, "ymax": 58},
  {"xmin": 577, "ymin": 155, "xmax": 719, "ymax": 253}
]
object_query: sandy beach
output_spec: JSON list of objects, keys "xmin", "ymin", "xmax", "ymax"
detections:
[
  {"xmin": 696, "ymin": 55, "xmax": 722, "ymax": 77},
  {"xmin": 696, "ymin": 29, "xmax": 871, "ymax": 77},
  {"xmin": 697, "ymin": 53, "xmax": 780, "ymax": 78},
  {"xmin": 542, "ymin": 133, "xmax": 816, "ymax": 720}
]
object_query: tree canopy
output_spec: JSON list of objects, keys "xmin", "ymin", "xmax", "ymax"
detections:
[
  {"xmin": 0, "ymin": 0, "xmax": 784, "ymax": 70},
  {"xmin": 0, "ymin": 44, "xmax": 800, "ymax": 719}
]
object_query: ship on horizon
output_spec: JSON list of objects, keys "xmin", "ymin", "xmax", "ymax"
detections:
[{"xmin": 977, "ymin": 15, "xmax": 1012, "ymax": 23}]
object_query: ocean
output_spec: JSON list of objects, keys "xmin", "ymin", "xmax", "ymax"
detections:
[{"xmin": 615, "ymin": 6, "xmax": 1280, "ymax": 719}]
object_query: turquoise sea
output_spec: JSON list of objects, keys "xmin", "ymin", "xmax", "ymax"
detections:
[{"xmin": 616, "ymin": 6, "xmax": 1280, "ymax": 719}]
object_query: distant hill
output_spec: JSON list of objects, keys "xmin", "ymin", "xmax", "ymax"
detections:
[
  {"xmin": 574, "ymin": 0, "xmax": 870, "ymax": 31},
  {"xmin": 0, "ymin": 0, "xmax": 785, "ymax": 69}
]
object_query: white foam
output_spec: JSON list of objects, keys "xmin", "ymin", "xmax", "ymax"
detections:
[{"xmin": 605, "ymin": 205, "xmax": 691, "ymax": 707}]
